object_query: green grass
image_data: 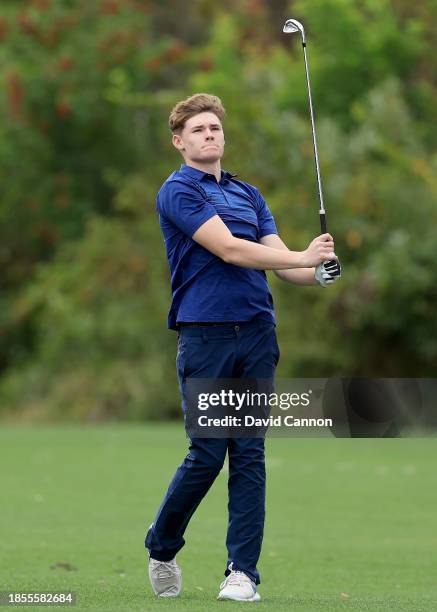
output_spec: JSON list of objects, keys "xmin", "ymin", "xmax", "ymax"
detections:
[{"xmin": 0, "ymin": 424, "xmax": 436, "ymax": 611}]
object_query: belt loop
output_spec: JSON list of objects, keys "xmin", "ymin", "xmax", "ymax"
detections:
[{"xmin": 202, "ymin": 329, "xmax": 208, "ymax": 343}]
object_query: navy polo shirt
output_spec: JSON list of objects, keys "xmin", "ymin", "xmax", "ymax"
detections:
[{"xmin": 156, "ymin": 164, "xmax": 278, "ymax": 330}]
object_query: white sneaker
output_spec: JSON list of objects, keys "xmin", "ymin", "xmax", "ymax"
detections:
[
  {"xmin": 217, "ymin": 563, "xmax": 261, "ymax": 602},
  {"xmin": 148, "ymin": 557, "xmax": 182, "ymax": 597}
]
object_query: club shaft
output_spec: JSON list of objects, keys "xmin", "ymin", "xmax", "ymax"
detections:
[{"xmin": 301, "ymin": 42, "xmax": 325, "ymax": 217}]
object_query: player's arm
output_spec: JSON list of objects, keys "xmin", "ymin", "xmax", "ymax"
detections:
[
  {"xmin": 259, "ymin": 234, "xmax": 318, "ymax": 285},
  {"xmin": 191, "ymin": 215, "xmax": 336, "ymax": 270}
]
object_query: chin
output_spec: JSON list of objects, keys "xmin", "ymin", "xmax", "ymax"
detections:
[{"xmin": 197, "ymin": 152, "xmax": 222, "ymax": 163}]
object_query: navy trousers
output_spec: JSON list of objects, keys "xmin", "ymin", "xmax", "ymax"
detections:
[{"xmin": 145, "ymin": 319, "xmax": 280, "ymax": 585}]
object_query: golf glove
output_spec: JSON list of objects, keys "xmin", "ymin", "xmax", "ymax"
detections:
[{"xmin": 315, "ymin": 258, "xmax": 341, "ymax": 287}]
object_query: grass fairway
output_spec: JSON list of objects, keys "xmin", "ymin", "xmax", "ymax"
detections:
[{"xmin": 0, "ymin": 424, "xmax": 436, "ymax": 611}]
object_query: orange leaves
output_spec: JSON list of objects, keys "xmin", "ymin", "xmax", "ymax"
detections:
[
  {"xmin": 57, "ymin": 56, "xmax": 75, "ymax": 71},
  {"xmin": 17, "ymin": 11, "xmax": 38, "ymax": 35},
  {"xmin": 128, "ymin": 256, "xmax": 145, "ymax": 274},
  {"xmin": 345, "ymin": 230, "xmax": 362, "ymax": 250},
  {"xmin": 54, "ymin": 173, "xmax": 71, "ymax": 188},
  {"xmin": 54, "ymin": 193, "xmax": 71, "ymax": 209},
  {"xmin": 98, "ymin": 30, "xmax": 136, "ymax": 65},
  {"xmin": 144, "ymin": 41, "xmax": 187, "ymax": 72},
  {"xmin": 29, "ymin": 0, "xmax": 52, "ymax": 10},
  {"xmin": 101, "ymin": 0, "xmax": 120, "ymax": 15},
  {"xmin": 6, "ymin": 72, "xmax": 25, "ymax": 119},
  {"xmin": 0, "ymin": 17, "xmax": 9, "ymax": 41},
  {"xmin": 199, "ymin": 56, "xmax": 214, "ymax": 72},
  {"xmin": 144, "ymin": 57, "xmax": 163, "ymax": 72},
  {"xmin": 166, "ymin": 41, "xmax": 187, "ymax": 62},
  {"xmin": 56, "ymin": 101, "xmax": 72, "ymax": 119}
]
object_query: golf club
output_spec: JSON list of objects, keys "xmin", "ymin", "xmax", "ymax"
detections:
[{"xmin": 283, "ymin": 18, "xmax": 341, "ymax": 276}]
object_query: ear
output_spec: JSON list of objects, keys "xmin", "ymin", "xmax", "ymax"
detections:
[{"xmin": 172, "ymin": 133, "xmax": 185, "ymax": 151}]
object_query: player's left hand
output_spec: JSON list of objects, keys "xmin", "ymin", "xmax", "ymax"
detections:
[{"xmin": 315, "ymin": 258, "xmax": 341, "ymax": 287}]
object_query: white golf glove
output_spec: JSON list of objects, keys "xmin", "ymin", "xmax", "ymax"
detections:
[{"xmin": 315, "ymin": 258, "xmax": 341, "ymax": 287}]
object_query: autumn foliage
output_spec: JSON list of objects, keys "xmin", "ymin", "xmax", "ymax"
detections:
[{"xmin": 0, "ymin": 0, "xmax": 435, "ymax": 419}]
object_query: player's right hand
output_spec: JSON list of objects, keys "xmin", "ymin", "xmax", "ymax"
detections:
[{"xmin": 300, "ymin": 234, "xmax": 337, "ymax": 267}]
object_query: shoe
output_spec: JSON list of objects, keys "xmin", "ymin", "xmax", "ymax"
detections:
[
  {"xmin": 148, "ymin": 557, "xmax": 182, "ymax": 597},
  {"xmin": 217, "ymin": 563, "xmax": 261, "ymax": 602}
]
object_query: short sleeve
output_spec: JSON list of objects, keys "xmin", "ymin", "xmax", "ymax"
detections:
[
  {"xmin": 254, "ymin": 189, "xmax": 278, "ymax": 238},
  {"xmin": 157, "ymin": 181, "xmax": 218, "ymax": 238}
]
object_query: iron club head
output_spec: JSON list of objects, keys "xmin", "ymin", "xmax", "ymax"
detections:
[{"xmin": 283, "ymin": 18, "xmax": 306, "ymax": 42}]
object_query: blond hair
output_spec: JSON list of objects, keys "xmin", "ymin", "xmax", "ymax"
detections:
[{"xmin": 169, "ymin": 93, "xmax": 225, "ymax": 133}]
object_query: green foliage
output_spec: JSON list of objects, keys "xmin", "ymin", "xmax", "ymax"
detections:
[
  {"xmin": 0, "ymin": 0, "xmax": 436, "ymax": 420},
  {"xmin": 294, "ymin": 0, "xmax": 425, "ymax": 123},
  {"xmin": 1, "ymin": 196, "xmax": 179, "ymax": 420}
]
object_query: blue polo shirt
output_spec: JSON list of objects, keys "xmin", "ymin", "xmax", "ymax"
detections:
[{"xmin": 156, "ymin": 164, "xmax": 278, "ymax": 330}]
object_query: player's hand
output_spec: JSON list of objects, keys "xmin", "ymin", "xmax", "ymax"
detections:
[
  {"xmin": 300, "ymin": 234, "xmax": 337, "ymax": 267},
  {"xmin": 315, "ymin": 258, "xmax": 342, "ymax": 287}
]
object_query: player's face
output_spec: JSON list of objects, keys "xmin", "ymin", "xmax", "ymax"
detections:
[{"xmin": 173, "ymin": 112, "xmax": 225, "ymax": 163}]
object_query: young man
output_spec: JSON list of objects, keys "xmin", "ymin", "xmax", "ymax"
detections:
[{"xmin": 145, "ymin": 93, "xmax": 340, "ymax": 602}]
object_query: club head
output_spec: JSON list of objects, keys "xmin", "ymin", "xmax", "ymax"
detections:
[{"xmin": 283, "ymin": 18, "xmax": 306, "ymax": 43}]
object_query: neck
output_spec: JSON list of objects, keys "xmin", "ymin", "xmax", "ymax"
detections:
[{"xmin": 184, "ymin": 160, "xmax": 221, "ymax": 182}]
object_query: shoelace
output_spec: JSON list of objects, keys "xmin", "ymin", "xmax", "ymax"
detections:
[{"xmin": 220, "ymin": 570, "xmax": 251, "ymax": 590}]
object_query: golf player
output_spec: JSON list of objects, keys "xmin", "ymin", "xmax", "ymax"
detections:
[{"xmin": 145, "ymin": 93, "xmax": 340, "ymax": 602}]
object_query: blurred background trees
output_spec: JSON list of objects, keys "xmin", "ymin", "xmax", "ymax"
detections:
[{"xmin": 0, "ymin": 0, "xmax": 436, "ymax": 420}]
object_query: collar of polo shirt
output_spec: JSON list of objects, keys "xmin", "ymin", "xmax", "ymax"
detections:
[{"xmin": 180, "ymin": 164, "xmax": 238, "ymax": 182}]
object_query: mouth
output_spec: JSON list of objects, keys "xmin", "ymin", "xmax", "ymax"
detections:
[{"xmin": 203, "ymin": 145, "xmax": 218, "ymax": 149}]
